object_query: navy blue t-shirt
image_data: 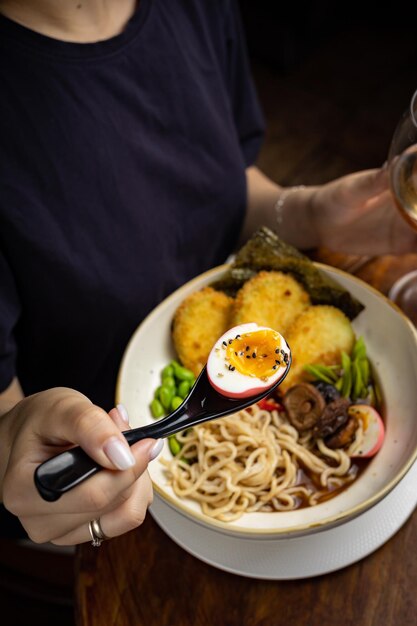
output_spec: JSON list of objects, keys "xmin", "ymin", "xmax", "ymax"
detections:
[{"xmin": 0, "ymin": 0, "xmax": 264, "ymax": 411}]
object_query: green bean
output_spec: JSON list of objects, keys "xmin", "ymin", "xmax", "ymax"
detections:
[
  {"xmin": 178, "ymin": 380, "xmax": 191, "ymax": 399},
  {"xmin": 358, "ymin": 357, "xmax": 370, "ymax": 388},
  {"xmin": 368, "ymin": 385, "xmax": 376, "ymax": 407},
  {"xmin": 174, "ymin": 365, "xmax": 195, "ymax": 382},
  {"xmin": 305, "ymin": 363, "xmax": 339, "ymax": 383},
  {"xmin": 304, "ymin": 364, "xmax": 335, "ymax": 384},
  {"xmin": 341, "ymin": 352, "xmax": 352, "ymax": 398},
  {"xmin": 171, "ymin": 396, "xmax": 183, "ymax": 411},
  {"xmin": 168, "ymin": 435, "xmax": 182, "ymax": 456},
  {"xmin": 161, "ymin": 375, "xmax": 176, "ymax": 390},
  {"xmin": 170, "ymin": 361, "xmax": 183, "ymax": 377},
  {"xmin": 162, "ymin": 364, "xmax": 175, "ymax": 379},
  {"xmin": 352, "ymin": 360, "xmax": 363, "ymax": 400},
  {"xmin": 159, "ymin": 386, "xmax": 175, "ymax": 410},
  {"xmin": 150, "ymin": 398, "xmax": 165, "ymax": 419},
  {"xmin": 352, "ymin": 336, "xmax": 367, "ymax": 361}
]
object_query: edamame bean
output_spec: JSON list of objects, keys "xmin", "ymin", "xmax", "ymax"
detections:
[
  {"xmin": 178, "ymin": 380, "xmax": 190, "ymax": 399},
  {"xmin": 174, "ymin": 365, "xmax": 195, "ymax": 381},
  {"xmin": 171, "ymin": 396, "xmax": 183, "ymax": 411},
  {"xmin": 150, "ymin": 398, "xmax": 164, "ymax": 419},
  {"xmin": 162, "ymin": 364, "xmax": 174, "ymax": 378},
  {"xmin": 161, "ymin": 375, "xmax": 176, "ymax": 390},
  {"xmin": 168, "ymin": 435, "xmax": 182, "ymax": 456},
  {"xmin": 160, "ymin": 386, "xmax": 174, "ymax": 410}
]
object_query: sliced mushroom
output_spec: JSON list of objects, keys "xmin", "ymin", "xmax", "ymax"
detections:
[
  {"xmin": 313, "ymin": 397, "xmax": 351, "ymax": 439},
  {"xmin": 283, "ymin": 383, "xmax": 326, "ymax": 432},
  {"xmin": 325, "ymin": 414, "xmax": 359, "ymax": 449}
]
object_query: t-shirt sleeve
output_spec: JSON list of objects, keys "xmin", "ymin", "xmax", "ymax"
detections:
[
  {"xmin": 224, "ymin": 0, "xmax": 265, "ymax": 166},
  {"xmin": 0, "ymin": 247, "xmax": 20, "ymax": 392}
]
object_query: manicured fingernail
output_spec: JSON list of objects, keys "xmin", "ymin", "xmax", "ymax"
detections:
[
  {"xmin": 149, "ymin": 439, "xmax": 164, "ymax": 461},
  {"xmin": 116, "ymin": 403, "xmax": 129, "ymax": 423},
  {"xmin": 103, "ymin": 437, "xmax": 135, "ymax": 470}
]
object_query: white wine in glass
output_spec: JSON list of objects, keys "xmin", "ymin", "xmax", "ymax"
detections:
[
  {"xmin": 389, "ymin": 90, "xmax": 417, "ymax": 229},
  {"xmin": 388, "ymin": 90, "xmax": 417, "ymax": 323}
]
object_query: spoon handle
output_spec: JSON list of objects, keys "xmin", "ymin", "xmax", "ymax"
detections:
[{"xmin": 34, "ymin": 418, "xmax": 187, "ymax": 502}]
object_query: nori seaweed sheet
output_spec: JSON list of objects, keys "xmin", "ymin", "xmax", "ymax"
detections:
[{"xmin": 212, "ymin": 227, "xmax": 364, "ymax": 320}]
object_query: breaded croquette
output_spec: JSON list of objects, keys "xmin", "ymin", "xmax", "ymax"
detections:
[
  {"xmin": 172, "ymin": 287, "xmax": 234, "ymax": 377},
  {"xmin": 232, "ymin": 271, "xmax": 310, "ymax": 336},
  {"xmin": 280, "ymin": 304, "xmax": 355, "ymax": 392}
]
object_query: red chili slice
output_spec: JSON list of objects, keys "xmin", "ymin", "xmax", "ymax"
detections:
[{"xmin": 258, "ymin": 398, "xmax": 281, "ymax": 412}]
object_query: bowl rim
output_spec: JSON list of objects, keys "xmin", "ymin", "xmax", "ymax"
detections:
[{"xmin": 116, "ymin": 262, "xmax": 417, "ymax": 536}]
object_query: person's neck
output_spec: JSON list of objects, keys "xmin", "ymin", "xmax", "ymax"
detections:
[{"xmin": 0, "ymin": 0, "xmax": 138, "ymax": 42}]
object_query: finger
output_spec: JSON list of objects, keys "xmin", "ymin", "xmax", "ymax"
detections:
[
  {"xmin": 5, "ymin": 437, "xmax": 163, "ymax": 517},
  {"xmin": 28, "ymin": 390, "xmax": 136, "ymax": 471},
  {"xmin": 108, "ymin": 403, "xmax": 131, "ymax": 431},
  {"xmin": 50, "ymin": 472, "xmax": 153, "ymax": 545},
  {"xmin": 18, "ymin": 480, "xmax": 138, "ymax": 542},
  {"xmin": 341, "ymin": 168, "xmax": 389, "ymax": 202}
]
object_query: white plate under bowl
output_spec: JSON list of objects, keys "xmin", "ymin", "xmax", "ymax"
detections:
[
  {"xmin": 117, "ymin": 263, "xmax": 417, "ymax": 538},
  {"xmin": 149, "ymin": 456, "xmax": 417, "ymax": 580}
]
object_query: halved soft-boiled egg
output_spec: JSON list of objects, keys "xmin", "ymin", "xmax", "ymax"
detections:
[
  {"xmin": 207, "ymin": 323, "xmax": 291, "ymax": 398},
  {"xmin": 348, "ymin": 404, "xmax": 385, "ymax": 458}
]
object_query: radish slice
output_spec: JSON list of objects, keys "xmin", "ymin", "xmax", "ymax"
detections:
[{"xmin": 348, "ymin": 404, "xmax": 385, "ymax": 458}]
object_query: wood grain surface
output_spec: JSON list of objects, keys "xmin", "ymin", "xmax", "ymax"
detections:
[
  {"xmin": 76, "ymin": 510, "xmax": 417, "ymax": 626},
  {"xmin": 75, "ymin": 253, "xmax": 417, "ymax": 626}
]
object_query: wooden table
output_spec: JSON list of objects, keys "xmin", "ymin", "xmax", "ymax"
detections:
[{"xmin": 76, "ymin": 252, "xmax": 417, "ymax": 626}]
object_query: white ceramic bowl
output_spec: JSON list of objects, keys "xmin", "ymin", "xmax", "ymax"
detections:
[{"xmin": 116, "ymin": 264, "xmax": 417, "ymax": 538}]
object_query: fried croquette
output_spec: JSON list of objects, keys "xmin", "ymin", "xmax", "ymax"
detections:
[
  {"xmin": 232, "ymin": 271, "xmax": 310, "ymax": 336},
  {"xmin": 172, "ymin": 287, "xmax": 234, "ymax": 377},
  {"xmin": 280, "ymin": 304, "xmax": 355, "ymax": 392}
]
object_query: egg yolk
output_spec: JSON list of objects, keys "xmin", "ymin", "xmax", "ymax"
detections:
[{"xmin": 225, "ymin": 329, "xmax": 284, "ymax": 379}]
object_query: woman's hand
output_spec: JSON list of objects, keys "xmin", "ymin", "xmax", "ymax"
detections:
[
  {"xmin": 0, "ymin": 388, "xmax": 161, "ymax": 545},
  {"xmin": 311, "ymin": 168, "xmax": 417, "ymax": 255}
]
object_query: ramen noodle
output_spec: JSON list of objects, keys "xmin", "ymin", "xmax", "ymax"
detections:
[{"xmin": 161, "ymin": 404, "xmax": 365, "ymax": 522}]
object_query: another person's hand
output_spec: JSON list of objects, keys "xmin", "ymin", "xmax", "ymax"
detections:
[
  {"xmin": 311, "ymin": 167, "xmax": 417, "ymax": 255},
  {"xmin": 0, "ymin": 388, "xmax": 161, "ymax": 545}
]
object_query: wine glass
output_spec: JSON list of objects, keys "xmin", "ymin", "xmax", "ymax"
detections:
[
  {"xmin": 388, "ymin": 89, "xmax": 417, "ymax": 227},
  {"xmin": 387, "ymin": 89, "xmax": 417, "ymax": 322}
]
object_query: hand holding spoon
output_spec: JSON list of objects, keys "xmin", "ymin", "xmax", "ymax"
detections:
[{"xmin": 35, "ymin": 324, "xmax": 290, "ymax": 502}]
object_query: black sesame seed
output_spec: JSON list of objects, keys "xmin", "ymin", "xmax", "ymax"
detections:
[
  {"xmin": 262, "ymin": 354, "xmax": 267, "ymax": 358},
  {"xmin": 280, "ymin": 349, "xmax": 286, "ymax": 355},
  {"xmin": 246, "ymin": 346, "xmax": 250, "ymax": 351},
  {"xmin": 246, "ymin": 355, "xmax": 251, "ymax": 359},
  {"xmin": 222, "ymin": 341, "xmax": 227, "ymax": 347},
  {"xmin": 235, "ymin": 334, "xmax": 241, "ymax": 339},
  {"xmin": 228, "ymin": 339, "xmax": 233, "ymax": 344},
  {"xmin": 275, "ymin": 360, "xmax": 280, "ymax": 364},
  {"xmin": 252, "ymin": 352, "xmax": 256, "ymax": 358},
  {"xmin": 231, "ymin": 366, "xmax": 235, "ymax": 371},
  {"xmin": 272, "ymin": 365, "xmax": 277, "ymax": 369},
  {"xmin": 235, "ymin": 351, "xmax": 238, "ymax": 356},
  {"xmin": 275, "ymin": 349, "xmax": 280, "ymax": 354}
]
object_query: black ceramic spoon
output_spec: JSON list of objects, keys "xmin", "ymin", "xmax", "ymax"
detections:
[{"xmin": 34, "ymin": 358, "xmax": 291, "ymax": 502}]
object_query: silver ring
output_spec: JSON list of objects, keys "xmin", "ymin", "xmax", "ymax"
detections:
[{"xmin": 88, "ymin": 518, "xmax": 109, "ymax": 547}]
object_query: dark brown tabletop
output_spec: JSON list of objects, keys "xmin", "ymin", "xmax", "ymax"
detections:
[{"xmin": 75, "ymin": 251, "xmax": 417, "ymax": 626}]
